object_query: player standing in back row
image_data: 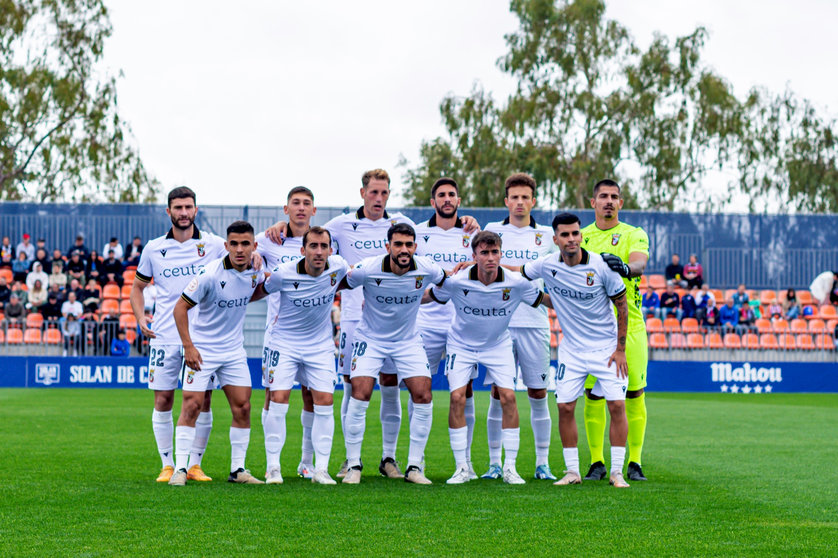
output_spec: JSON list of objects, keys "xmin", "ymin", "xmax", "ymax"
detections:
[
  {"xmin": 581, "ymin": 179, "xmax": 650, "ymax": 482},
  {"xmin": 130, "ymin": 187, "xmax": 227, "ymax": 483},
  {"xmin": 484, "ymin": 173, "xmax": 557, "ymax": 480}
]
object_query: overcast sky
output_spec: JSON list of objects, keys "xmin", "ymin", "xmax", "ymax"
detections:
[{"xmin": 104, "ymin": 0, "xmax": 837, "ymax": 209}]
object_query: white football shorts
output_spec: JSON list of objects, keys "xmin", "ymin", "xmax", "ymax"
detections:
[
  {"xmin": 182, "ymin": 346, "xmax": 251, "ymax": 392},
  {"xmin": 445, "ymin": 335, "xmax": 516, "ymax": 392},
  {"xmin": 264, "ymin": 340, "xmax": 338, "ymax": 393},
  {"xmin": 349, "ymin": 333, "xmax": 431, "ymax": 382},
  {"xmin": 555, "ymin": 344, "xmax": 627, "ymax": 403},
  {"xmin": 510, "ymin": 326, "xmax": 551, "ymax": 389}
]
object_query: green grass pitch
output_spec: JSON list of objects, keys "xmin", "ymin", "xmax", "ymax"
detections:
[{"xmin": 0, "ymin": 389, "xmax": 835, "ymax": 556}]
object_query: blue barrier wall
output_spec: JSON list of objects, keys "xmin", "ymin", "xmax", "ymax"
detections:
[
  {"xmin": 1, "ymin": 202, "xmax": 836, "ymax": 289},
  {"xmin": 2, "ymin": 356, "xmax": 835, "ymax": 393}
]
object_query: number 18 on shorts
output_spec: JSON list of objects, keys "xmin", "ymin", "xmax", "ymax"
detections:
[{"xmin": 554, "ymin": 345, "xmax": 627, "ymax": 403}]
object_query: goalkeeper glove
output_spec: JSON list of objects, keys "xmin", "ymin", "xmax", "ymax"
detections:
[{"xmin": 601, "ymin": 253, "xmax": 631, "ymax": 278}]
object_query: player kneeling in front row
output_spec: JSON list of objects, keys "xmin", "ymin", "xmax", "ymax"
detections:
[
  {"xmin": 169, "ymin": 221, "xmax": 266, "ymax": 486},
  {"xmin": 341, "ymin": 223, "xmax": 446, "ymax": 484},
  {"xmin": 254, "ymin": 226, "xmax": 350, "ymax": 485},
  {"xmin": 426, "ymin": 231, "xmax": 549, "ymax": 485},
  {"xmin": 520, "ymin": 213, "xmax": 630, "ymax": 488}
]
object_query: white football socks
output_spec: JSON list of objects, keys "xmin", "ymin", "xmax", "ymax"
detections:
[
  {"xmin": 312, "ymin": 404, "xmax": 334, "ymax": 472},
  {"xmin": 174, "ymin": 425, "xmax": 195, "ymax": 472},
  {"xmin": 502, "ymin": 427, "xmax": 520, "ymax": 470},
  {"xmin": 189, "ymin": 410, "xmax": 212, "ymax": 468},
  {"xmin": 344, "ymin": 397, "xmax": 369, "ymax": 467},
  {"xmin": 611, "ymin": 446, "xmax": 626, "ymax": 475},
  {"xmin": 449, "ymin": 426, "xmax": 468, "ymax": 469},
  {"xmin": 487, "ymin": 395, "xmax": 503, "ymax": 465},
  {"xmin": 379, "ymin": 385, "xmax": 401, "ymax": 460},
  {"xmin": 229, "ymin": 426, "xmax": 250, "ymax": 473},
  {"xmin": 300, "ymin": 409, "xmax": 314, "ymax": 465},
  {"xmin": 529, "ymin": 395, "xmax": 551, "ymax": 467},
  {"xmin": 264, "ymin": 402, "xmax": 288, "ymax": 470},
  {"xmin": 152, "ymin": 409, "xmax": 174, "ymax": 468},
  {"xmin": 408, "ymin": 402, "xmax": 433, "ymax": 468},
  {"xmin": 563, "ymin": 447, "xmax": 580, "ymax": 476}
]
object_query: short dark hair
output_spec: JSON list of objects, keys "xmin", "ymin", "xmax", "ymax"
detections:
[
  {"xmin": 431, "ymin": 177, "xmax": 458, "ymax": 197},
  {"xmin": 504, "ymin": 173, "xmax": 536, "ymax": 196},
  {"xmin": 362, "ymin": 169, "xmax": 390, "ymax": 187},
  {"xmin": 287, "ymin": 186, "xmax": 314, "ymax": 202},
  {"xmin": 387, "ymin": 223, "xmax": 415, "ymax": 242},
  {"xmin": 551, "ymin": 212, "xmax": 581, "ymax": 230},
  {"xmin": 471, "ymin": 231, "xmax": 502, "ymax": 252},
  {"xmin": 302, "ymin": 226, "xmax": 331, "ymax": 247},
  {"xmin": 592, "ymin": 179, "xmax": 621, "ymax": 197},
  {"xmin": 167, "ymin": 186, "xmax": 196, "ymax": 207},
  {"xmin": 226, "ymin": 220, "xmax": 254, "ymax": 236}
]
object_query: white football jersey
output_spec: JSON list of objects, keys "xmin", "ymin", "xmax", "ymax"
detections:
[
  {"xmin": 255, "ymin": 229, "xmax": 304, "ymax": 333},
  {"xmin": 135, "ymin": 227, "xmax": 226, "ymax": 346},
  {"xmin": 431, "ymin": 266, "xmax": 543, "ymax": 350},
  {"xmin": 263, "ymin": 255, "xmax": 350, "ymax": 346},
  {"xmin": 324, "ymin": 208, "xmax": 414, "ymax": 322},
  {"xmin": 415, "ymin": 215, "xmax": 476, "ymax": 332},
  {"xmin": 522, "ymin": 249, "xmax": 626, "ymax": 352},
  {"xmin": 181, "ymin": 255, "xmax": 265, "ymax": 354},
  {"xmin": 346, "ymin": 254, "xmax": 445, "ymax": 343},
  {"xmin": 485, "ymin": 217, "xmax": 556, "ymax": 329}
]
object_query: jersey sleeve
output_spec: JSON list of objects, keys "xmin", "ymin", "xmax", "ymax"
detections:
[
  {"xmin": 520, "ymin": 256, "xmax": 545, "ymax": 281},
  {"xmin": 181, "ymin": 268, "xmax": 211, "ymax": 307},
  {"xmin": 422, "ymin": 257, "xmax": 446, "ymax": 286},
  {"xmin": 429, "ymin": 277, "xmax": 452, "ymax": 304},
  {"xmin": 345, "ymin": 258, "xmax": 370, "ymax": 289},
  {"xmin": 206, "ymin": 233, "xmax": 227, "ymax": 259},
  {"xmin": 323, "ymin": 216, "xmax": 343, "ymax": 254},
  {"xmin": 518, "ymin": 275, "xmax": 544, "ymax": 307},
  {"xmin": 135, "ymin": 243, "xmax": 154, "ymax": 283},
  {"xmin": 600, "ymin": 259, "xmax": 628, "ymax": 298},
  {"xmin": 628, "ymin": 227, "xmax": 650, "ymax": 257},
  {"xmin": 332, "ymin": 256, "xmax": 352, "ymax": 281}
]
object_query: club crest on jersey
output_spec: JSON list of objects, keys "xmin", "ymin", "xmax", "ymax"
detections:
[
  {"xmin": 611, "ymin": 233, "xmax": 621, "ymax": 246},
  {"xmin": 535, "ymin": 232, "xmax": 543, "ymax": 246},
  {"xmin": 390, "ymin": 219, "xmax": 398, "ymax": 226},
  {"xmin": 351, "ymin": 357, "xmax": 357, "ymax": 371},
  {"xmin": 330, "ymin": 272, "xmax": 337, "ymax": 286},
  {"xmin": 251, "ymin": 274, "xmax": 258, "ymax": 288},
  {"xmin": 196, "ymin": 243, "xmax": 206, "ymax": 257},
  {"xmin": 462, "ymin": 234, "xmax": 470, "ymax": 248},
  {"xmin": 415, "ymin": 275, "xmax": 424, "ymax": 289},
  {"xmin": 160, "ymin": 249, "xmax": 167, "ymax": 257},
  {"xmin": 586, "ymin": 272, "xmax": 595, "ymax": 286},
  {"xmin": 502, "ymin": 288, "xmax": 510, "ymax": 301}
]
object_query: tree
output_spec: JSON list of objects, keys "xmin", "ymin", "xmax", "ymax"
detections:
[
  {"xmin": 0, "ymin": 0, "xmax": 157, "ymax": 202},
  {"xmin": 401, "ymin": 0, "xmax": 838, "ymax": 213}
]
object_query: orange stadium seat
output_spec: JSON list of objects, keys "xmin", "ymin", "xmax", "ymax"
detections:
[
  {"xmin": 0, "ymin": 269, "xmax": 12, "ymax": 283},
  {"xmin": 680, "ymin": 318, "xmax": 700, "ymax": 333},
  {"xmin": 723, "ymin": 289, "xmax": 737, "ymax": 301},
  {"xmin": 669, "ymin": 333, "xmax": 687, "ymax": 348},
  {"xmin": 100, "ymin": 299, "xmax": 119, "ymax": 314},
  {"xmin": 645, "ymin": 317, "xmax": 663, "ymax": 333},
  {"xmin": 710, "ymin": 289, "xmax": 724, "ymax": 302},
  {"xmin": 777, "ymin": 333, "xmax": 797, "ymax": 349},
  {"xmin": 790, "ymin": 319, "xmax": 808, "ymax": 333},
  {"xmin": 648, "ymin": 333, "xmax": 668, "ymax": 349},
  {"xmin": 119, "ymin": 300, "xmax": 133, "ymax": 314},
  {"xmin": 121, "ymin": 285, "xmax": 133, "ymax": 299},
  {"xmin": 706, "ymin": 332, "xmax": 724, "ymax": 349},
  {"xmin": 663, "ymin": 317, "xmax": 681, "ymax": 333},
  {"xmin": 772, "ymin": 319, "xmax": 789, "ymax": 333},
  {"xmin": 5, "ymin": 329, "xmax": 22, "ymax": 344},
  {"xmin": 123, "ymin": 270, "xmax": 136, "ymax": 283},
  {"xmin": 26, "ymin": 313, "xmax": 43, "ymax": 329},
  {"xmin": 755, "ymin": 318, "xmax": 773, "ymax": 334},
  {"xmin": 796, "ymin": 290, "xmax": 814, "ymax": 305},
  {"xmin": 746, "ymin": 290, "xmax": 759, "ymax": 302},
  {"xmin": 759, "ymin": 333, "xmax": 778, "ymax": 349},
  {"xmin": 759, "ymin": 290, "xmax": 777, "ymax": 305},
  {"xmin": 686, "ymin": 333, "xmax": 705, "ymax": 349},
  {"xmin": 742, "ymin": 333, "xmax": 760, "ymax": 349},
  {"xmin": 126, "ymin": 329, "xmax": 137, "ymax": 344},
  {"xmin": 820, "ymin": 306, "xmax": 837, "ymax": 319},
  {"xmin": 23, "ymin": 328, "xmax": 42, "ymax": 344},
  {"xmin": 815, "ymin": 334, "xmax": 834, "ymax": 350},
  {"xmin": 827, "ymin": 319, "xmax": 838, "ymax": 332},
  {"xmin": 796, "ymin": 334, "xmax": 816, "ymax": 350},
  {"xmin": 120, "ymin": 314, "xmax": 137, "ymax": 330},
  {"xmin": 638, "ymin": 276, "xmax": 648, "ymax": 290},
  {"xmin": 102, "ymin": 284, "xmax": 120, "ymax": 300},
  {"xmin": 550, "ymin": 333, "xmax": 558, "ymax": 349},
  {"xmin": 648, "ymin": 274, "xmax": 667, "ymax": 290},
  {"xmin": 808, "ymin": 319, "xmax": 826, "ymax": 334},
  {"xmin": 45, "ymin": 329, "xmax": 62, "ymax": 344},
  {"xmin": 723, "ymin": 333, "xmax": 742, "ymax": 349}
]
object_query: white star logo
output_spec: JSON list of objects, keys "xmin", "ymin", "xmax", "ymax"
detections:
[
  {"xmin": 720, "ymin": 384, "xmax": 729, "ymax": 392},
  {"xmin": 764, "ymin": 384, "xmax": 773, "ymax": 393},
  {"xmin": 754, "ymin": 385, "xmax": 763, "ymax": 394},
  {"xmin": 730, "ymin": 384, "xmax": 740, "ymax": 393},
  {"xmin": 742, "ymin": 385, "xmax": 752, "ymax": 394}
]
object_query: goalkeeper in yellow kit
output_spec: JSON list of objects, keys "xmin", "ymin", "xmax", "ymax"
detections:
[{"xmin": 580, "ymin": 179, "xmax": 650, "ymax": 481}]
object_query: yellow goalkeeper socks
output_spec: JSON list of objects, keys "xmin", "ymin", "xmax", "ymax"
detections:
[
  {"xmin": 583, "ymin": 396, "xmax": 607, "ymax": 465},
  {"xmin": 626, "ymin": 393, "xmax": 647, "ymax": 465}
]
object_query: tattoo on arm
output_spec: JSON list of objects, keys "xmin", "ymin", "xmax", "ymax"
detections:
[{"xmin": 615, "ymin": 292, "xmax": 628, "ymax": 349}]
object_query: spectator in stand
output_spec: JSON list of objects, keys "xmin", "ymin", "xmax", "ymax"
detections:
[
  {"xmin": 683, "ymin": 254, "xmax": 703, "ymax": 289},
  {"xmin": 16, "ymin": 233, "xmax": 34, "ymax": 262},
  {"xmin": 26, "ymin": 279, "xmax": 47, "ymax": 311},
  {"xmin": 5, "ymin": 294, "xmax": 25, "ymax": 323},
  {"xmin": 681, "ymin": 288, "xmax": 697, "ymax": 319},
  {"xmin": 51, "ymin": 249, "xmax": 65, "ymax": 269},
  {"xmin": 65, "ymin": 250, "xmax": 86, "ymax": 284},
  {"xmin": 0, "ymin": 236, "xmax": 14, "ymax": 260},
  {"xmin": 67, "ymin": 234, "xmax": 90, "ymax": 262},
  {"xmin": 26, "ymin": 261, "xmax": 48, "ymax": 292},
  {"xmin": 703, "ymin": 297, "xmax": 719, "ymax": 329},
  {"xmin": 0, "ymin": 276, "xmax": 10, "ymax": 309},
  {"xmin": 785, "ymin": 299, "xmax": 800, "ymax": 320},
  {"xmin": 719, "ymin": 297, "xmax": 739, "ymax": 332},
  {"xmin": 642, "ymin": 285, "xmax": 661, "ymax": 319},
  {"xmin": 659, "ymin": 283, "xmax": 682, "ymax": 320},
  {"xmin": 81, "ymin": 279, "xmax": 101, "ymax": 315},
  {"xmin": 32, "ymin": 248, "xmax": 50, "ymax": 271},
  {"xmin": 809, "ymin": 270, "xmax": 838, "ymax": 306},
  {"xmin": 748, "ymin": 299, "xmax": 762, "ymax": 320},
  {"xmin": 123, "ymin": 236, "xmax": 143, "ymax": 267},
  {"xmin": 102, "ymin": 237, "xmax": 123, "ymax": 261},
  {"xmin": 665, "ymin": 253, "xmax": 687, "ymax": 288},
  {"xmin": 768, "ymin": 300, "xmax": 783, "ymax": 319},
  {"xmin": 47, "ymin": 283, "xmax": 64, "ymax": 303},
  {"xmin": 731, "ymin": 284, "xmax": 749, "ymax": 309},
  {"xmin": 62, "ymin": 313, "xmax": 80, "ymax": 356},
  {"xmin": 12, "ymin": 251, "xmax": 30, "ymax": 282},
  {"xmin": 695, "ymin": 283, "xmax": 715, "ymax": 322},
  {"xmin": 61, "ymin": 290, "xmax": 83, "ymax": 319},
  {"xmin": 739, "ymin": 301, "xmax": 756, "ymax": 331},
  {"xmin": 85, "ymin": 250, "xmax": 102, "ymax": 283},
  {"xmin": 49, "ymin": 260, "xmax": 68, "ymax": 291},
  {"xmin": 35, "ymin": 237, "xmax": 47, "ymax": 253},
  {"xmin": 110, "ymin": 329, "xmax": 131, "ymax": 357},
  {"xmin": 783, "ymin": 288, "xmax": 797, "ymax": 311},
  {"xmin": 99, "ymin": 250, "xmax": 124, "ymax": 287},
  {"xmin": 41, "ymin": 292, "xmax": 63, "ymax": 323},
  {"xmin": 10, "ymin": 281, "xmax": 27, "ymax": 307},
  {"xmin": 98, "ymin": 309, "xmax": 120, "ymax": 355},
  {"xmin": 0, "ymin": 252, "xmax": 13, "ymax": 270},
  {"xmin": 66, "ymin": 278, "xmax": 84, "ymax": 301}
]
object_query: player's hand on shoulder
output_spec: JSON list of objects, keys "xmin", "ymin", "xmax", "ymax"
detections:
[
  {"xmin": 264, "ymin": 221, "xmax": 287, "ymax": 244},
  {"xmin": 450, "ymin": 261, "xmax": 474, "ymax": 275},
  {"xmin": 250, "ymin": 251, "xmax": 264, "ymax": 270},
  {"xmin": 461, "ymin": 215, "xmax": 481, "ymax": 233},
  {"xmin": 601, "ymin": 253, "xmax": 631, "ymax": 277}
]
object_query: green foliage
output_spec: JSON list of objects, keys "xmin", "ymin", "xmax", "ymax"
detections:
[
  {"xmin": 402, "ymin": 0, "xmax": 838, "ymax": 213},
  {"xmin": 0, "ymin": 0, "xmax": 157, "ymax": 202}
]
